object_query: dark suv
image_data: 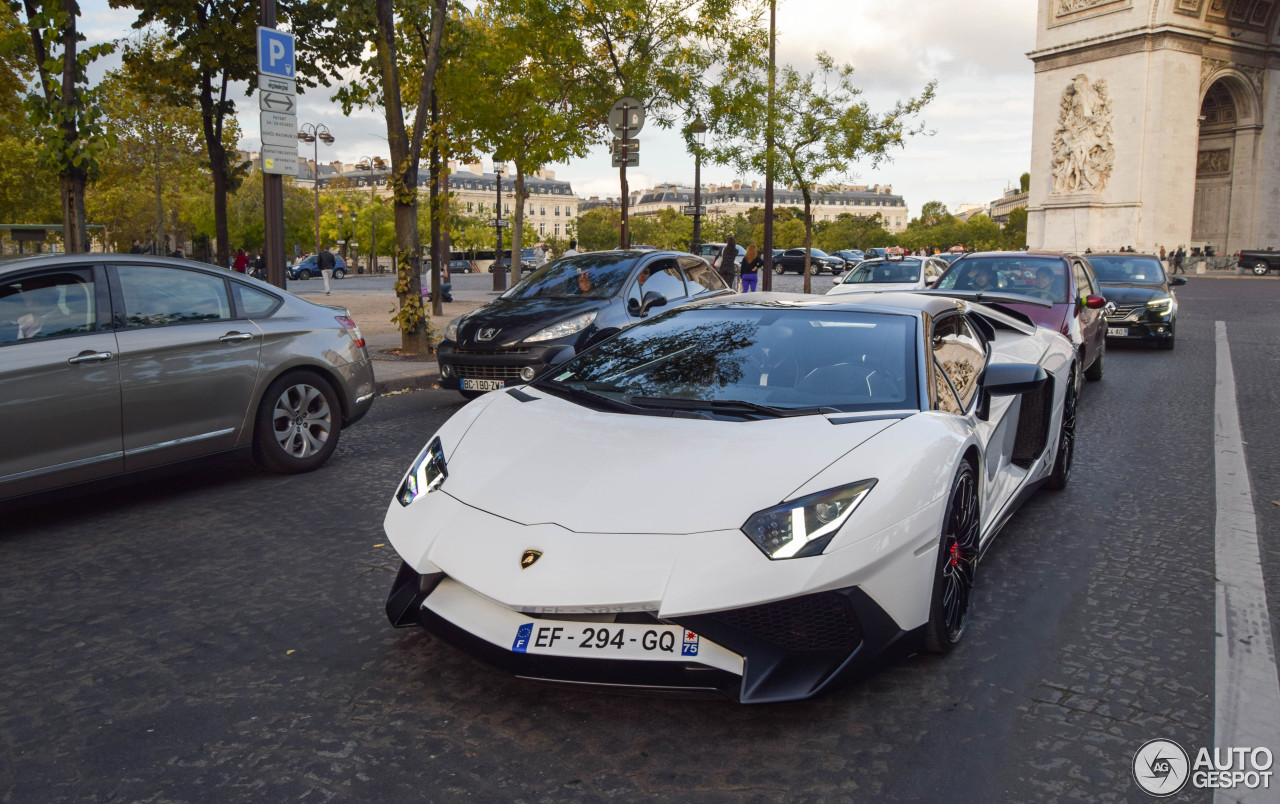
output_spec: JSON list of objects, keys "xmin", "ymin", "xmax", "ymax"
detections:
[
  {"xmin": 438, "ymin": 250, "xmax": 732, "ymax": 397},
  {"xmin": 1087, "ymin": 252, "xmax": 1185, "ymax": 349}
]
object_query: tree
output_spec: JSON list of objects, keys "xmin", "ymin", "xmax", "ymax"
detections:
[
  {"xmin": 1001, "ymin": 206, "xmax": 1028, "ymax": 250},
  {"xmin": 1019, "ymin": 172, "xmax": 1030, "ymax": 194},
  {"xmin": 332, "ymin": 0, "xmax": 447, "ymax": 355},
  {"xmin": 0, "ymin": 5, "xmax": 59, "ymax": 227},
  {"xmin": 113, "ymin": 1, "xmax": 332, "ymax": 269},
  {"xmin": 711, "ymin": 53, "xmax": 933, "ymax": 292},
  {"xmin": 17, "ymin": 0, "xmax": 116, "ymax": 251},
  {"xmin": 574, "ymin": 206, "xmax": 622, "ymax": 252}
]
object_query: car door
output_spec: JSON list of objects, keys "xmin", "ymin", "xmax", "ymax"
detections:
[
  {"xmin": 108, "ymin": 262, "xmax": 263, "ymax": 471},
  {"xmin": 929, "ymin": 313, "xmax": 1019, "ymax": 532},
  {"xmin": 1072, "ymin": 258, "xmax": 1104, "ymax": 365},
  {"xmin": 625, "ymin": 257, "xmax": 689, "ymax": 323},
  {"xmin": 0, "ymin": 264, "xmax": 123, "ymax": 499}
]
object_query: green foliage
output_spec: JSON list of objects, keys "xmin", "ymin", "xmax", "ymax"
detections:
[
  {"xmin": 1019, "ymin": 172, "xmax": 1030, "ymax": 193},
  {"xmin": 629, "ymin": 208, "xmax": 692, "ymax": 250},
  {"xmin": 575, "ymin": 206, "xmax": 622, "ymax": 252},
  {"xmin": 814, "ymin": 212, "xmax": 893, "ymax": 252},
  {"xmin": 1001, "ymin": 206, "xmax": 1028, "ymax": 250}
]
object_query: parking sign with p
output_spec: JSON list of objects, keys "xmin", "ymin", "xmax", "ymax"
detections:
[{"xmin": 257, "ymin": 27, "xmax": 295, "ymax": 79}]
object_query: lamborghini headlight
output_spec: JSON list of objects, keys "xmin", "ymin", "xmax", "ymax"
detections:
[
  {"xmin": 741, "ymin": 480, "xmax": 876, "ymax": 559},
  {"xmin": 443, "ymin": 317, "xmax": 461, "ymax": 342},
  {"xmin": 397, "ymin": 437, "xmax": 447, "ymax": 507},
  {"xmin": 1146, "ymin": 296, "xmax": 1173, "ymax": 315},
  {"xmin": 525, "ymin": 311, "xmax": 597, "ymax": 343}
]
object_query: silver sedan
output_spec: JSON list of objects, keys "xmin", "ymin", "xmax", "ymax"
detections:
[{"xmin": 0, "ymin": 254, "xmax": 374, "ymax": 502}]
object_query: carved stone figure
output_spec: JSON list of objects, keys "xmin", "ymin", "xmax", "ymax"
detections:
[
  {"xmin": 1197, "ymin": 149, "xmax": 1231, "ymax": 175},
  {"xmin": 1051, "ymin": 75, "xmax": 1115, "ymax": 194}
]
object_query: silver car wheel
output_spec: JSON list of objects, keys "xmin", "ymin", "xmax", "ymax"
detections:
[{"xmin": 272, "ymin": 383, "xmax": 332, "ymax": 458}]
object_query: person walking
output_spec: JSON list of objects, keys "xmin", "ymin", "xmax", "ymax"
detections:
[
  {"xmin": 1173, "ymin": 246, "xmax": 1186, "ymax": 275},
  {"xmin": 232, "ymin": 248, "xmax": 248, "ymax": 273},
  {"xmin": 534, "ymin": 243, "xmax": 547, "ymax": 269},
  {"xmin": 564, "ymin": 240, "xmax": 580, "ymax": 257},
  {"xmin": 740, "ymin": 244, "xmax": 762, "ymax": 293},
  {"xmin": 716, "ymin": 236, "xmax": 738, "ymax": 287},
  {"xmin": 1159, "ymin": 245, "xmax": 1166, "ymax": 265},
  {"xmin": 317, "ymin": 246, "xmax": 336, "ymax": 295}
]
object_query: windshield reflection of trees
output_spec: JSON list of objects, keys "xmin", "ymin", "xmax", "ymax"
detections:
[{"xmin": 565, "ymin": 319, "xmax": 759, "ymax": 399}]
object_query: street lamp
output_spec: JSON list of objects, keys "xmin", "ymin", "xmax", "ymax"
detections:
[
  {"xmin": 493, "ymin": 158, "xmax": 506, "ymax": 291},
  {"xmin": 689, "ymin": 116, "xmax": 708, "ymax": 255},
  {"xmin": 297, "ymin": 122, "xmax": 335, "ymax": 260},
  {"xmin": 356, "ymin": 156, "xmax": 382, "ymax": 273},
  {"xmin": 349, "ymin": 210, "xmax": 356, "ymax": 270}
]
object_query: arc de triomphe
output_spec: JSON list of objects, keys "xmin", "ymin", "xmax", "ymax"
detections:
[{"xmin": 1026, "ymin": 0, "xmax": 1279, "ymax": 255}]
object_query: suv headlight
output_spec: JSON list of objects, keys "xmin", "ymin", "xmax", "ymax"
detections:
[
  {"xmin": 525, "ymin": 311, "xmax": 598, "ymax": 343},
  {"xmin": 741, "ymin": 480, "xmax": 876, "ymax": 559},
  {"xmin": 444, "ymin": 317, "xmax": 461, "ymax": 342},
  {"xmin": 1146, "ymin": 296, "xmax": 1173, "ymax": 314},
  {"xmin": 397, "ymin": 437, "xmax": 447, "ymax": 506}
]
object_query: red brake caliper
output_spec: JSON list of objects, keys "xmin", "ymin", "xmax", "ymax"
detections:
[{"xmin": 950, "ymin": 541, "xmax": 959, "ymax": 567}]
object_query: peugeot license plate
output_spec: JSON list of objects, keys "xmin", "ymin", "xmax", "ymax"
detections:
[{"xmin": 462, "ymin": 378, "xmax": 504, "ymax": 391}]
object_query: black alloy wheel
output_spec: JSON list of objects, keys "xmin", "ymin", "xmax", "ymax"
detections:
[
  {"xmin": 923, "ymin": 461, "xmax": 980, "ymax": 653},
  {"xmin": 1047, "ymin": 368, "xmax": 1077, "ymax": 490}
]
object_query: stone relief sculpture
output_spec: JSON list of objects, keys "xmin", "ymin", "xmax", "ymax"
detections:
[
  {"xmin": 1051, "ymin": 74, "xmax": 1115, "ymax": 194},
  {"xmin": 1197, "ymin": 149, "xmax": 1231, "ymax": 175}
]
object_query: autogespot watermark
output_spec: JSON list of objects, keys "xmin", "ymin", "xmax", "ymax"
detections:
[{"xmin": 1132, "ymin": 739, "xmax": 1274, "ymax": 797}]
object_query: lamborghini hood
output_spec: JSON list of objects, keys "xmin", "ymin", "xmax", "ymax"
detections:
[{"xmin": 437, "ymin": 388, "xmax": 899, "ymax": 535}]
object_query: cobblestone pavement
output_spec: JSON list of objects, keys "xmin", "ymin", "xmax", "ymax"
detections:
[{"xmin": 2, "ymin": 279, "xmax": 1278, "ymax": 802}]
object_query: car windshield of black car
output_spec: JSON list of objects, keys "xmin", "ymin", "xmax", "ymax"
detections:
[
  {"xmin": 936, "ymin": 256, "xmax": 1069, "ymax": 303},
  {"xmin": 1087, "ymin": 255, "xmax": 1166, "ymax": 284},
  {"xmin": 544, "ymin": 307, "xmax": 919, "ymax": 415},
  {"xmin": 843, "ymin": 258, "xmax": 921, "ymax": 284},
  {"xmin": 500, "ymin": 253, "xmax": 637, "ymax": 300}
]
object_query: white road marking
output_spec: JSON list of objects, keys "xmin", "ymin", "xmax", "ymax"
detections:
[{"xmin": 1214, "ymin": 321, "xmax": 1280, "ymax": 804}]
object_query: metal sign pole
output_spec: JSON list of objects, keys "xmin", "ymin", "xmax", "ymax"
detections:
[
  {"xmin": 260, "ymin": 0, "xmax": 286, "ymax": 289},
  {"xmin": 620, "ymin": 108, "xmax": 629, "ymax": 250}
]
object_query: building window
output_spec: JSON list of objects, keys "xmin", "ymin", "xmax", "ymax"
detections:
[
  {"xmin": 504, "ymin": 203, "xmax": 510, "ymax": 214},
  {"xmin": 539, "ymin": 222, "xmax": 545, "ymax": 234},
  {"xmin": 529, "ymin": 204, "xmax": 535, "ymax": 216},
  {"xmin": 554, "ymin": 206, "xmax": 560, "ymax": 216},
  {"xmin": 540, "ymin": 206, "xmax": 545, "ymax": 216},
  {"xmin": 567, "ymin": 206, "xmax": 574, "ymax": 216},
  {"xmin": 467, "ymin": 202, "xmax": 474, "ymax": 212},
  {"xmin": 554, "ymin": 223, "xmax": 560, "ymax": 236}
]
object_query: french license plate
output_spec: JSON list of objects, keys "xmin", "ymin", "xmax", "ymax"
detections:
[
  {"xmin": 461, "ymin": 378, "xmax": 504, "ymax": 391},
  {"xmin": 512, "ymin": 621, "xmax": 702, "ymax": 659},
  {"xmin": 1106, "ymin": 327, "xmax": 1128, "ymax": 337}
]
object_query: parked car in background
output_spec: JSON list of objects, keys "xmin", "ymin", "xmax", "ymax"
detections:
[
  {"xmin": 385, "ymin": 291, "xmax": 1079, "ymax": 701},
  {"xmin": 828, "ymin": 256, "xmax": 948, "ymax": 296},
  {"xmin": 289, "ymin": 254, "xmax": 347, "ymax": 281},
  {"xmin": 0, "ymin": 254, "xmax": 374, "ymax": 502},
  {"xmin": 863, "ymin": 248, "xmax": 889, "ymax": 261},
  {"xmin": 1087, "ymin": 252, "xmax": 1184, "ymax": 350},
  {"xmin": 1238, "ymin": 248, "xmax": 1280, "ymax": 276},
  {"xmin": 832, "ymin": 249, "xmax": 864, "ymax": 267},
  {"xmin": 932, "ymin": 251, "xmax": 1108, "ymax": 385},
  {"xmin": 699, "ymin": 242, "xmax": 744, "ymax": 269},
  {"xmin": 520, "ymin": 249, "xmax": 538, "ymax": 273},
  {"xmin": 773, "ymin": 248, "xmax": 845, "ymax": 275},
  {"xmin": 437, "ymin": 250, "xmax": 733, "ymax": 398}
]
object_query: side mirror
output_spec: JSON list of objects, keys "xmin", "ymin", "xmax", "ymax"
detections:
[
  {"xmin": 984, "ymin": 363, "xmax": 1049, "ymax": 396},
  {"xmin": 1085, "ymin": 294, "xmax": 1107, "ymax": 310},
  {"xmin": 832, "ymin": 276, "xmax": 842, "ymax": 285},
  {"xmin": 533, "ymin": 345, "xmax": 576, "ymax": 380},
  {"xmin": 1170, "ymin": 275, "xmax": 1188, "ymax": 286},
  {"xmin": 640, "ymin": 290, "xmax": 668, "ymax": 315}
]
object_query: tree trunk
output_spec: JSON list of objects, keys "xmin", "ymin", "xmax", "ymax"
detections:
[
  {"xmin": 802, "ymin": 191, "xmax": 812, "ymax": 294},
  {"xmin": 511, "ymin": 166, "xmax": 526, "ymax": 289},
  {"xmin": 57, "ymin": 0, "xmax": 88, "ymax": 252},
  {"xmin": 197, "ymin": 68, "xmax": 230, "ymax": 268},
  {"xmin": 154, "ymin": 160, "xmax": 166, "ymax": 255},
  {"xmin": 59, "ymin": 173, "xmax": 88, "ymax": 253},
  {"xmin": 429, "ymin": 95, "xmax": 443, "ymax": 319}
]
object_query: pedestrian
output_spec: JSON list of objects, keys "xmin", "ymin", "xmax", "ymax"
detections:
[
  {"xmin": 250, "ymin": 252, "xmax": 265, "ymax": 279},
  {"xmin": 1174, "ymin": 246, "xmax": 1185, "ymax": 274},
  {"xmin": 715, "ymin": 235, "xmax": 738, "ymax": 287},
  {"xmin": 233, "ymin": 248, "xmax": 248, "ymax": 273},
  {"xmin": 129, "ymin": 239, "xmax": 144, "ymax": 254},
  {"xmin": 317, "ymin": 245, "xmax": 336, "ymax": 295},
  {"xmin": 1159, "ymin": 245, "xmax": 1166, "ymax": 264},
  {"xmin": 170, "ymin": 246, "xmax": 185, "ymax": 259},
  {"xmin": 740, "ymin": 244, "xmax": 762, "ymax": 293},
  {"xmin": 564, "ymin": 240, "xmax": 580, "ymax": 257},
  {"xmin": 534, "ymin": 243, "xmax": 547, "ymax": 268}
]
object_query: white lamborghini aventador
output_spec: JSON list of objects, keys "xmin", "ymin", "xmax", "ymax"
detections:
[{"xmin": 384, "ymin": 291, "xmax": 1078, "ymax": 702}]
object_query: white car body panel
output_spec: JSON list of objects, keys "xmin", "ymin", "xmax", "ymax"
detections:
[{"xmin": 383, "ymin": 292, "xmax": 1078, "ymax": 701}]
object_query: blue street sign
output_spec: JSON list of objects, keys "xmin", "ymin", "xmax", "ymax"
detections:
[{"xmin": 257, "ymin": 27, "xmax": 295, "ymax": 79}]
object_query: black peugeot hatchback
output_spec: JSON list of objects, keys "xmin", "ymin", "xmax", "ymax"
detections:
[{"xmin": 437, "ymin": 250, "xmax": 733, "ymax": 397}]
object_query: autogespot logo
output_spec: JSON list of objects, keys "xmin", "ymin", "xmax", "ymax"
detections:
[{"xmin": 1133, "ymin": 739, "xmax": 1190, "ymax": 797}]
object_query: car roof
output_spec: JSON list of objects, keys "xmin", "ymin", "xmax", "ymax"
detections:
[{"xmin": 0, "ymin": 253, "xmax": 228, "ymax": 275}]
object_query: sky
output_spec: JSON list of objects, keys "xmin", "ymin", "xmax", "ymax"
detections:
[{"xmin": 77, "ymin": 0, "xmax": 1037, "ymax": 219}]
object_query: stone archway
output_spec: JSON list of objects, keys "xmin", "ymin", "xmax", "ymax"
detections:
[{"xmin": 1193, "ymin": 72, "xmax": 1261, "ymax": 256}]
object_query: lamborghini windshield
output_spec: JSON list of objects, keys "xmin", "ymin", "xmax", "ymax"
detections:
[{"xmin": 541, "ymin": 306, "xmax": 919, "ymax": 415}]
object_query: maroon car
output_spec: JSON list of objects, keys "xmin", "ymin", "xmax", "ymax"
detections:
[{"xmin": 933, "ymin": 251, "xmax": 1108, "ymax": 387}]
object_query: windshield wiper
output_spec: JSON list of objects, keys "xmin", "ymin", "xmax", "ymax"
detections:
[
  {"xmin": 628, "ymin": 396, "xmax": 836, "ymax": 418},
  {"xmin": 536, "ymin": 383, "xmax": 710, "ymax": 418}
]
